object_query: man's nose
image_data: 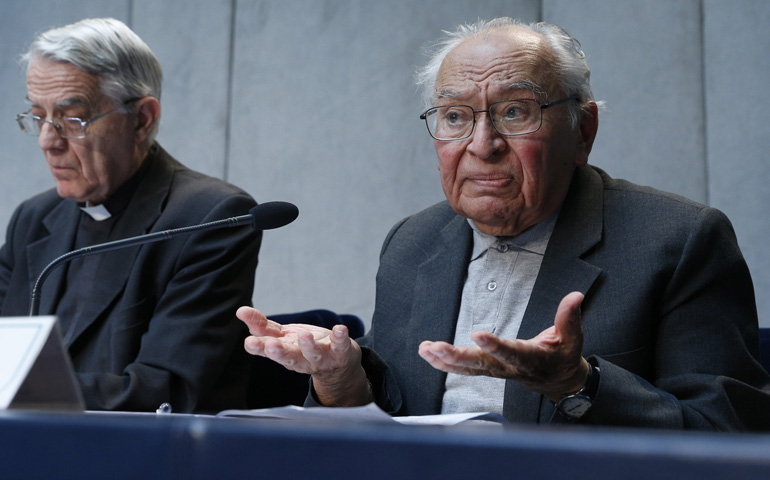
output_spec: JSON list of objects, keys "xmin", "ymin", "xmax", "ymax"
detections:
[
  {"xmin": 38, "ymin": 122, "xmax": 64, "ymax": 150},
  {"xmin": 467, "ymin": 114, "xmax": 505, "ymax": 160}
]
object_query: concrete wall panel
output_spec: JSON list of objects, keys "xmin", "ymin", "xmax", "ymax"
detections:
[
  {"xmin": 1, "ymin": 0, "xmax": 767, "ymax": 327},
  {"xmin": 544, "ymin": 0, "xmax": 707, "ymax": 203},
  {"xmin": 704, "ymin": 0, "xmax": 770, "ymax": 325},
  {"xmin": 228, "ymin": 0, "xmax": 539, "ymax": 321},
  {"xmin": 132, "ymin": 0, "xmax": 234, "ymax": 178}
]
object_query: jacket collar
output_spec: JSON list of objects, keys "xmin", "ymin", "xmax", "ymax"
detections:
[
  {"xmin": 27, "ymin": 143, "xmax": 175, "ymax": 346},
  {"xmin": 503, "ymin": 165, "xmax": 604, "ymax": 422},
  {"xmin": 407, "ymin": 212, "xmax": 473, "ymax": 414},
  {"xmin": 26, "ymin": 200, "xmax": 80, "ymax": 315}
]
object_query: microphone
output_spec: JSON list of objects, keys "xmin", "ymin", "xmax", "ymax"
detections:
[{"xmin": 29, "ymin": 201, "xmax": 298, "ymax": 316}]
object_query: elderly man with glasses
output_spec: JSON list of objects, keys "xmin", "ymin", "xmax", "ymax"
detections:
[
  {"xmin": 237, "ymin": 18, "xmax": 770, "ymax": 430},
  {"xmin": 1, "ymin": 18, "xmax": 262, "ymax": 413}
]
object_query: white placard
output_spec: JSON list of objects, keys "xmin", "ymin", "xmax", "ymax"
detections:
[{"xmin": 0, "ymin": 316, "xmax": 84, "ymax": 410}]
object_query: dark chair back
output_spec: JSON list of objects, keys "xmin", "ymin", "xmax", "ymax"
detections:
[
  {"xmin": 246, "ymin": 310, "xmax": 365, "ymax": 408},
  {"xmin": 760, "ymin": 328, "xmax": 770, "ymax": 374}
]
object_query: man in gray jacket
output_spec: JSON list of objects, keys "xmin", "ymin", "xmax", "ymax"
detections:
[{"xmin": 237, "ymin": 18, "xmax": 769, "ymax": 430}]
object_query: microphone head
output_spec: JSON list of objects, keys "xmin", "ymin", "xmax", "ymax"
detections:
[{"xmin": 249, "ymin": 201, "xmax": 299, "ymax": 230}]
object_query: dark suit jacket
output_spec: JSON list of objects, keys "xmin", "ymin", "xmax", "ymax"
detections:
[
  {"xmin": 0, "ymin": 143, "xmax": 262, "ymax": 413},
  {"xmin": 359, "ymin": 165, "xmax": 770, "ymax": 431}
]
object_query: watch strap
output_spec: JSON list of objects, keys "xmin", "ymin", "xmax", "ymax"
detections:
[{"xmin": 583, "ymin": 357, "xmax": 600, "ymax": 400}]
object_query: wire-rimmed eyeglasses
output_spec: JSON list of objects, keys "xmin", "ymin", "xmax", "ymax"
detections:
[
  {"xmin": 419, "ymin": 96, "xmax": 578, "ymax": 141},
  {"xmin": 16, "ymin": 97, "xmax": 141, "ymax": 139}
]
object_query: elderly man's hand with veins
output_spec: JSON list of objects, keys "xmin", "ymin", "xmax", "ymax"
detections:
[
  {"xmin": 236, "ymin": 306, "xmax": 372, "ymax": 407},
  {"xmin": 418, "ymin": 291, "xmax": 590, "ymax": 402}
]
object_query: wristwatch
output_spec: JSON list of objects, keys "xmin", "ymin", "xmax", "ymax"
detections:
[{"xmin": 555, "ymin": 359, "xmax": 600, "ymax": 421}]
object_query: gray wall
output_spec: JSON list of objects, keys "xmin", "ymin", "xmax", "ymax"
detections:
[{"xmin": 1, "ymin": 0, "xmax": 768, "ymax": 329}]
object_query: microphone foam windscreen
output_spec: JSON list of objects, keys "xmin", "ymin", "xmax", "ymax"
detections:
[{"xmin": 249, "ymin": 201, "xmax": 299, "ymax": 230}]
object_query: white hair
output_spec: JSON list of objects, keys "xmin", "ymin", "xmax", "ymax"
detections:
[
  {"xmin": 20, "ymin": 18, "xmax": 163, "ymax": 141},
  {"xmin": 416, "ymin": 17, "xmax": 602, "ymax": 128}
]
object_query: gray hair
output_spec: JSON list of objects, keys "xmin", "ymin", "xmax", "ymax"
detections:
[
  {"xmin": 20, "ymin": 18, "xmax": 163, "ymax": 140},
  {"xmin": 416, "ymin": 17, "xmax": 600, "ymax": 128}
]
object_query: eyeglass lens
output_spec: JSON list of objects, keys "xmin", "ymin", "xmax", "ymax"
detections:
[
  {"xmin": 17, "ymin": 115, "xmax": 88, "ymax": 139},
  {"xmin": 425, "ymin": 99, "xmax": 543, "ymax": 140}
]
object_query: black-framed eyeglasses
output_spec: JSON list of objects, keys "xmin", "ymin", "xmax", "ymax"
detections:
[
  {"xmin": 419, "ymin": 96, "xmax": 578, "ymax": 141},
  {"xmin": 15, "ymin": 97, "xmax": 141, "ymax": 139}
]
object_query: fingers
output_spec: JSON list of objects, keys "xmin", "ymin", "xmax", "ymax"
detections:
[
  {"xmin": 418, "ymin": 340, "xmax": 492, "ymax": 376},
  {"xmin": 244, "ymin": 334, "xmax": 307, "ymax": 371},
  {"xmin": 329, "ymin": 324, "xmax": 353, "ymax": 356},
  {"xmin": 418, "ymin": 340, "xmax": 446, "ymax": 369},
  {"xmin": 418, "ymin": 291, "xmax": 587, "ymax": 385},
  {"xmin": 235, "ymin": 306, "xmax": 266, "ymax": 333},
  {"xmin": 244, "ymin": 322, "xmax": 360, "ymax": 378},
  {"xmin": 419, "ymin": 340, "xmax": 453, "ymax": 371},
  {"xmin": 263, "ymin": 337, "xmax": 296, "ymax": 365},
  {"xmin": 470, "ymin": 330, "xmax": 510, "ymax": 354},
  {"xmin": 244, "ymin": 335, "xmax": 267, "ymax": 356},
  {"xmin": 237, "ymin": 306, "xmax": 310, "ymax": 371},
  {"xmin": 293, "ymin": 324, "xmax": 350, "ymax": 363},
  {"xmin": 236, "ymin": 306, "xmax": 283, "ymax": 336},
  {"xmin": 299, "ymin": 325, "xmax": 368, "ymax": 406},
  {"xmin": 256, "ymin": 335, "xmax": 313, "ymax": 373},
  {"xmin": 554, "ymin": 291, "xmax": 584, "ymax": 339}
]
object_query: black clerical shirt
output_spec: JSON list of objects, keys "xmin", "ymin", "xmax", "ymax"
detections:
[{"xmin": 55, "ymin": 156, "xmax": 153, "ymax": 344}]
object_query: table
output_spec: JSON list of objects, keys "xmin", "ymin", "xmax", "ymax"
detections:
[{"xmin": 1, "ymin": 410, "xmax": 769, "ymax": 479}]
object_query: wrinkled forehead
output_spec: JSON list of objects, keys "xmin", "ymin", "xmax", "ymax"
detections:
[
  {"xmin": 435, "ymin": 26, "xmax": 559, "ymax": 102},
  {"xmin": 26, "ymin": 58, "xmax": 103, "ymax": 102}
]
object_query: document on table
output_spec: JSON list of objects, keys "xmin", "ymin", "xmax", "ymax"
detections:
[{"xmin": 217, "ymin": 402, "xmax": 507, "ymax": 426}]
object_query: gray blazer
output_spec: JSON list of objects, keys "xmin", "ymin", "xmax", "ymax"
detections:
[
  {"xmin": 360, "ymin": 165, "xmax": 770, "ymax": 431},
  {"xmin": 0, "ymin": 144, "xmax": 262, "ymax": 413}
]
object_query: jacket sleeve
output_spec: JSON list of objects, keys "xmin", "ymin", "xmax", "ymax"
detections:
[
  {"xmin": 303, "ymin": 218, "xmax": 409, "ymax": 412},
  {"xmin": 75, "ymin": 192, "xmax": 262, "ymax": 413},
  {"xmin": 0, "ymin": 204, "xmax": 23, "ymax": 310},
  {"xmin": 582, "ymin": 207, "xmax": 770, "ymax": 431}
]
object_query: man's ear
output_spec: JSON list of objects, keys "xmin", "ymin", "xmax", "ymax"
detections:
[
  {"xmin": 575, "ymin": 101, "xmax": 598, "ymax": 167},
  {"xmin": 132, "ymin": 97, "xmax": 161, "ymax": 145}
]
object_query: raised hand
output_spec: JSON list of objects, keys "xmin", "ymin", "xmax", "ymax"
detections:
[
  {"xmin": 418, "ymin": 291, "xmax": 589, "ymax": 401},
  {"xmin": 236, "ymin": 306, "xmax": 372, "ymax": 406}
]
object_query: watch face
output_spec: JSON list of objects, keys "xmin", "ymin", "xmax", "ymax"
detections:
[{"xmin": 558, "ymin": 395, "xmax": 592, "ymax": 419}]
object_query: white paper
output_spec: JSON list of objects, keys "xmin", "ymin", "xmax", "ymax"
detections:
[
  {"xmin": 393, "ymin": 411, "xmax": 507, "ymax": 426},
  {"xmin": 217, "ymin": 402, "xmax": 507, "ymax": 426}
]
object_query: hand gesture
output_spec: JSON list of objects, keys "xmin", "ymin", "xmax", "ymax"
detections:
[
  {"xmin": 236, "ymin": 306, "xmax": 371, "ymax": 406},
  {"xmin": 418, "ymin": 291, "xmax": 589, "ymax": 401}
]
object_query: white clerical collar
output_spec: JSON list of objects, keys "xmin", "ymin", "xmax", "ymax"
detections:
[{"xmin": 80, "ymin": 203, "xmax": 112, "ymax": 221}]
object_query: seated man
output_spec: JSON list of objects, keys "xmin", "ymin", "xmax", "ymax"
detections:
[
  {"xmin": 0, "ymin": 18, "xmax": 262, "ymax": 413},
  {"xmin": 237, "ymin": 18, "xmax": 770, "ymax": 430}
]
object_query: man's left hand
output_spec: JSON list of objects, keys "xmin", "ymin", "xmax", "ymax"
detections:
[{"xmin": 418, "ymin": 291, "xmax": 589, "ymax": 402}]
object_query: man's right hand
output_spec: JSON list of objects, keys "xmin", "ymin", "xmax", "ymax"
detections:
[{"xmin": 236, "ymin": 306, "xmax": 372, "ymax": 407}]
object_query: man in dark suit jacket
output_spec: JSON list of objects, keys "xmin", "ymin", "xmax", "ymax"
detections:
[
  {"xmin": 1, "ymin": 18, "xmax": 261, "ymax": 413},
  {"xmin": 236, "ymin": 18, "xmax": 770, "ymax": 430}
]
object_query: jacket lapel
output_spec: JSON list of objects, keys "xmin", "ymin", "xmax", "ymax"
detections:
[
  {"xmin": 503, "ymin": 166, "xmax": 604, "ymax": 423},
  {"xmin": 407, "ymin": 214, "xmax": 473, "ymax": 414},
  {"xmin": 65, "ymin": 147, "xmax": 174, "ymax": 347},
  {"xmin": 26, "ymin": 200, "xmax": 80, "ymax": 315}
]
